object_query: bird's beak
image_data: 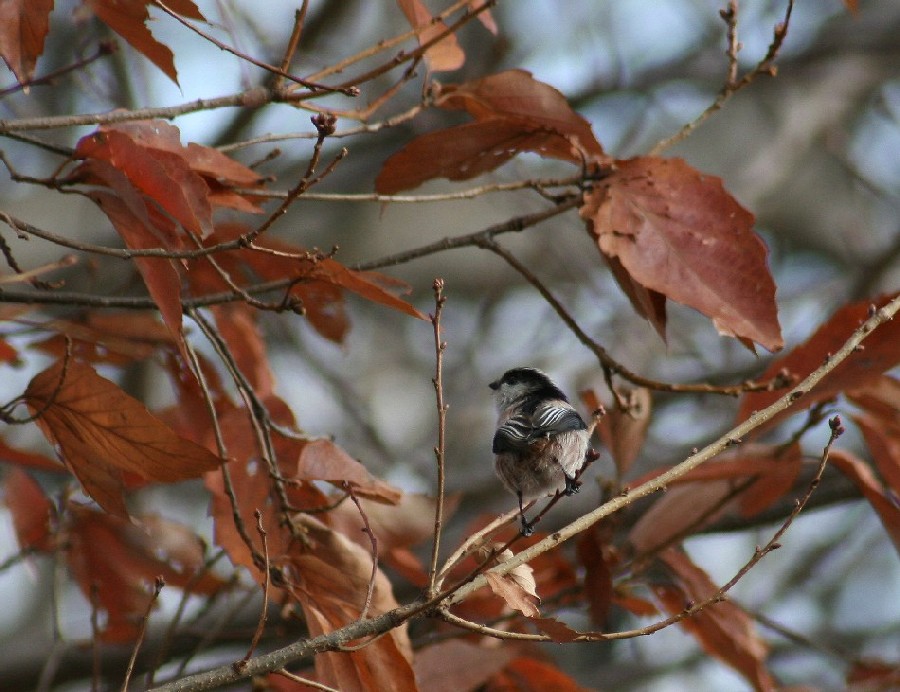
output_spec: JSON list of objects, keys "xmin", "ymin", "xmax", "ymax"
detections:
[{"xmin": 489, "ymin": 380, "xmax": 500, "ymax": 390}]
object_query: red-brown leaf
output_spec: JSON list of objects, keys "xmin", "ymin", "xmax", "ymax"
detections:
[
  {"xmin": 376, "ymin": 119, "xmax": 581, "ymax": 194},
  {"xmin": 737, "ymin": 293, "xmax": 900, "ymax": 428},
  {"xmin": 76, "ymin": 128, "xmax": 213, "ymax": 236},
  {"xmin": 35, "ymin": 313, "xmax": 176, "ymax": 365},
  {"xmin": 291, "ymin": 515, "xmax": 416, "ymax": 691},
  {"xmin": 576, "ymin": 522, "xmax": 614, "ymax": 626},
  {"xmin": 313, "ymin": 259, "xmax": 427, "ymax": 321},
  {"xmin": 0, "ymin": 437, "xmax": 64, "ymax": 473},
  {"xmin": 851, "ymin": 413, "xmax": 900, "ymax": 500},
  {"xmin": 847, "ymin": 375, "xmax": 900, "ymax": 425},
  {"xmin": 397, "ymin": 0, "xmax": 465, "ymax": 72},
  {"xmin": 435, "ymin": 70, "xmax": 605, "ymax": 159},
  {"xmin": 829, "ymin": 449, "xmax": 900, "ymax": 556},
  {"xmin": 24, "ymin": 360, "xmax": 222, "ymax": 514},
  {"xmin": 580, "ymin": 157, "xmax": 783, "ymax": 351},
  {"xmin": 657, "ymin": 549, "xmax": 775, "ymax": 692},
  {"xmin": 83, "ymin": 0, "xmax": 204, "ymax": 85},
  {"xmin": 295, "ymin": 439, "xmax": 403, "ymax": 504},
  {"xmin": 90, "ymin": 189, "xmax": 185, "ymax": 348},
  {"xmin": 0, "ymin": 0, "xmax": 52, "ymax": 83},
  {"xmin": 66, "ymin": 506, "xmax": 225, "ymax": 642},
  {"xmin": 413, "ymin": 641, "xmax": 514, "ymax": 692},
  {"xmin": 596, "ymin": 387, "xmax": 652, "ymax": 478},
  {"xmin": 4, "ymin": 468, "xmax": 53, "ymax": 552}
]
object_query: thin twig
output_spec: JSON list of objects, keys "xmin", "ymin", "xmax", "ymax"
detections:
[
  {"xmin": 650, "ymin": 0, "xmax": 794, "ymax": 155},
  {"xmin": 0, "ymin": 42, "xmax": 117, "ymax": 98},
  {"xmin": 235, "ymin": 511, "xmax": 271, "ymax": 673},
  {"xmin": 0, "ymin": 88, "xmax": 308, "ymax": 131},
  {"xmin": 153, "ymin": 1, "xmax": 355, "ymax": 95},
  {"xmin": 426, "ymin": 278, "xmax": 448, "ymax": 597},
  {"xmin": 121, "ymin": 577, "xmax": 165, "ymax": 691},
  {"xmin": 272, "ymin": 4, "xmax": 308, "ymax": 91},
  {"xmin": 346, "ymin": 484, "xmax": 379, "ymax": 621}
]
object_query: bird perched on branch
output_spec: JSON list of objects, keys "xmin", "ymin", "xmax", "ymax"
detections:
[{"xmin": 489, "ymin": 367, "xmax": 590, "ymax": 535}]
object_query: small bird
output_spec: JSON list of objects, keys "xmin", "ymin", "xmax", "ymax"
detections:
[{"xmin": 489, "ymin": 367, "xmax": 590, "ymax": 535}]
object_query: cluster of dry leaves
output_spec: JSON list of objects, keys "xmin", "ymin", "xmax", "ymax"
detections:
[{"xmin": 0, "ymin": 1, "xmax": 896, "ymax": 691}]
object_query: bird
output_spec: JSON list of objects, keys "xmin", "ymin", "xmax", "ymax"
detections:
[{"xmin": 489, "ymin": 367, "xmax": 590, "ymax": 535}]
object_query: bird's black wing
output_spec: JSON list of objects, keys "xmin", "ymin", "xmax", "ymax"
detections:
[
  {"xmin": 492, "ymin": 416, "xmax": 533, "ymax": 454},
  {"xmin": 531, "ymin": 402, "xmax": 587, "ymax": 437}
]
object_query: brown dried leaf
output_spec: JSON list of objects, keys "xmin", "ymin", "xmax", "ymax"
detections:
[
  {"xmin": 89, "ymin": 189, "xmax": 185, "ymax": 348},
  {"xmin": 291, "ymin": 515, "xmax": 416, "ymax": 691},
  {"xmin": 66, "ymin": 506, "xmax": 225, "ymax": 642},
  {"xmin": 76, "ymin": 128, "xmax": 213, "ymax": 236},
  {"xmin": 575, "ymin": 522, "xmax": 614, "ymax": 626},
  {"xmin": 295, "ymin": 439, "xmax": 403, "ymax": 504},
  {"xmin": 376, "ymin": 119, "xmax": 573, "ymax": 194},
  {"xmin": 414, "ymin": 640, "xmax": 514, "ymax": 692},
  {"xmin": 0, "ymin": 0, "xmax": 52, "ymax": 83},
  {"xmin": 580, "ymin": 157, "xmax": 782, "ymax": 351},
  {"xmin": 829, "ymin": 449, "xmax": 900, "ymax": 556},
  {"xmin": 533, "ymin": 616, "xmax": 581, "ymax": 642},
  {"xmin": 4, "ymin": 468, "xmax": 53, "ymax": 551},
  {"xmin": 597, "ymin": 387, "xmax": 652, "ymax": 478},
  {"xmin": 0, "ymin": 437, "xmax": 65, "ymax": 473},
  {"xmin": 83, "ymin": 0, "xmax": 204, "ymax": 85},
  {"xmin": 24, "ymin": 360, "xmax": 222, "ymax": 515},
  {"xmin": 397, "ymin": 0, "xmax": 465, "ymax": 72},
  {"xmin": 847, "ymin": 375, "xmax": 900, "ymax": 425},
  {"xmin": 314, "ymin": 259, "xmax": 428, "ymax": 321},
  {"xmin": 850, "ymin": 414, "xmax": 900, "ymax": 501},
  {"xmin": 656, "ymin": 549, "xmax": 775, "ymax": 692},
  {"xmin": 629, "ymin": 480, "xmax": 735, "ymax": 554},
  {"xmin": 435, "ymin": 69, "xmax": 604, "ymax": 158},
  {"xmin": 484, "ymin": 550, "xmax": 541, "ymax": 618},
  {"xmin": 738, "ymin": 293, "xmax": 900, "ymax": 429}
]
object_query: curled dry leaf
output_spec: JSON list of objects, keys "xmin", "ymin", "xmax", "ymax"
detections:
[
  {"xmin": 655, "ymin": 549, "xmax": 776, "ymax": 692},
  {"xmin": 484, "ymin": 546, "xmax": 540, "ymax": 618},
  {"xmin": 24, "ymin": 360, "xmax": 222, "ymax": 516},
  {"xmin": 580, "ymin": 157, "xmax": 782, "ymax": 351},
  {"xmin": 0, "ymin": 0, "xmax": 53, "ymax": 83},
  {"xmin": 738, "ymin": 293, "xmax": 900, "ymax": 430}
]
